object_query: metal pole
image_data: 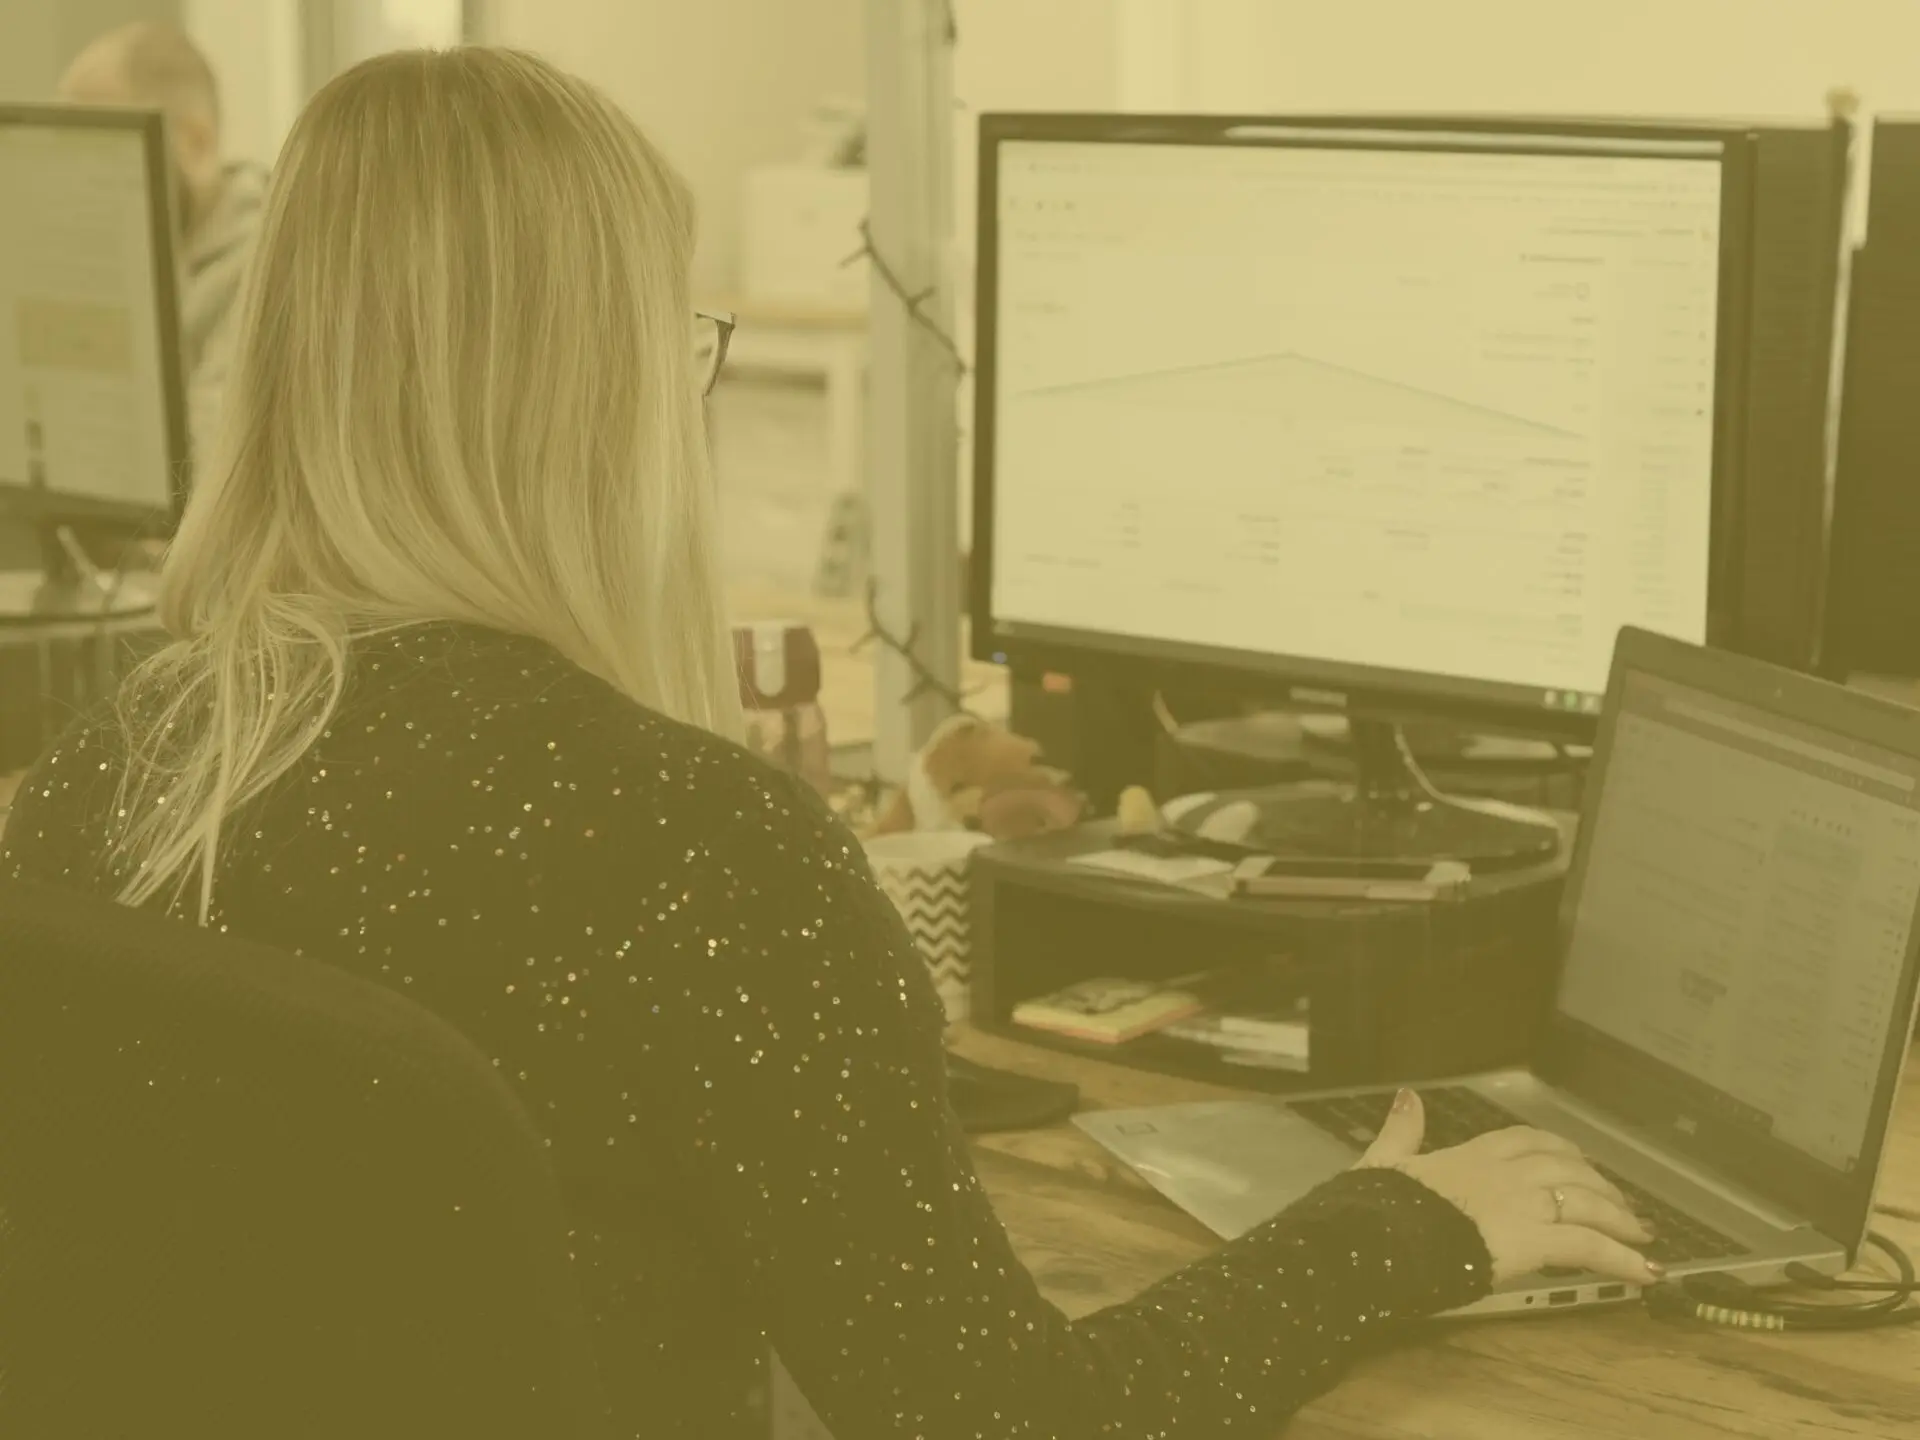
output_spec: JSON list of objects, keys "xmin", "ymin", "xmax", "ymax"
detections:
[
  {"xmin": 864, "ymin": 0, "xmax": 959, "ymax": 786},
  {"xmin": 297, "ymin": 0, "xmax": 338, "ymax": 93}
]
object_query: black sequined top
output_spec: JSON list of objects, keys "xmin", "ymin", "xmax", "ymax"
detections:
[{"xmin": 1, "ymin": 623, "xmax": 1493, "ymax": 1437}]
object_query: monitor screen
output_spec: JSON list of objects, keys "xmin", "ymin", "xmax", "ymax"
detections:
[
  {"xmin": 1556, "ymin": 670, "xmax": 1920, "ymax": 1179},
  {"xmin": 980, "ymin": 129, "xmax": 1730, "ymax": 717},
  {"xmin": 0, "ymin": 111, "xmax": 182, "ymax": 521}
]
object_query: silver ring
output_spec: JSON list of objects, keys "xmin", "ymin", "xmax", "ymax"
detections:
[{"xmin": 1551, "ymin": 1187, "xmax": 1566, "ymax": 1223}]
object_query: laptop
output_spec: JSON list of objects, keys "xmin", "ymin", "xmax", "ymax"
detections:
[{"xmin": 1075, "ymin": 627, "xmax": 1920, "ymax": 1317}]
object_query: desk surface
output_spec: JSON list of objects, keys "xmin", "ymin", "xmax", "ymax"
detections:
[{"xmin": 951, "ymin": 1027, "xmax": 1920, "ymax": 1440}]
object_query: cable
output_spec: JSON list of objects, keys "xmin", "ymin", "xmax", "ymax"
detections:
[
  {"xmin": 841, "ymin": 13, "xmax": 969, "ymax": 379},
  {"xmin": 1782, "ymin": 1232, "xmax": 1920, "ymax": 1297},
  {"xmin": 850, "ymin": 578, "xmax": 984, "ymax": 715},
  {"xmin": 841, "ymin": 220, "xmax": 969, "ymax": 375},
  {"xmin": 1644, "ymin": 1231, "xmax": 1920, "ymax": 1332}
]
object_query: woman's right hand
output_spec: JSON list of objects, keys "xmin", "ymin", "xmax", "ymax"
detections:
[{"xmin": 1355, "ymin": 1089, "xmax": 1666, "ymax": 1288}]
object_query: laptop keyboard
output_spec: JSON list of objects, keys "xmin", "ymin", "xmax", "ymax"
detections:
[{"xmin": 1289, "ymin": 1086, "xmax": 1748, "ymax": 1268}]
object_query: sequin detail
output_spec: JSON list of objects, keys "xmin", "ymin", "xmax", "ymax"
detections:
[{"xmin": 0, "ymin": 622, "xmax": 1494, "ymax": 1436}]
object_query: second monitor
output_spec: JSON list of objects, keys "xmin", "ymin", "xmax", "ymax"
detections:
[
  {"xmin": 972, "ymin": 117, "xmax": 1762, "ymax": 868},
  {"xmin": 0, "ymin": 102, "xmax": 189, "ymax": 618}
]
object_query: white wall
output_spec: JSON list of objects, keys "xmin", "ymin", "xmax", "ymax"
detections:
[
  {"xmin": 0, "ymin": 0, "xmax": 186, "ymax": 101},
  {"xmin": 183, "ymin": 0, "xmax": 304, "ymax": 168},
  {"xmin": 952, "ymin": 0, "xmax": 1121, "ymax": 338},
  {"xmin": 1164, "ymin": 0, "xmax": 1920, "ymax": 121},
  {"xmin": 0, "ymin": 0, "xmax": 303, "ymax": 169},
  {"xmin": 0, "ymin": 2, "xmax": 61, "ymax": 101},
  {"xmin": 952, "ymin": 0, "xmax": 1119, "ymax": 293},
  {"xmin": 333, "ymin": 0, "xmax": 464, "ymax": 64},
  {"xmin": 482, "ymin": 0, "xmax": 864, "ymax": 297},
  {"xmin": 951, "ymin": 0, "xmax": 1125, "ymax": 545},
  {"xmin": 326, "ymin": 0, "xmax": 464, "ymax": 74},
  {"xmin": 948, "ymin": 0, "xmax": 1920, "ymax": 341}
]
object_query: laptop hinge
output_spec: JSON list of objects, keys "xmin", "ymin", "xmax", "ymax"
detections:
[{"xmin": 1547, "ymin": 1088, "xmax": 1810, "ymax": 1233}]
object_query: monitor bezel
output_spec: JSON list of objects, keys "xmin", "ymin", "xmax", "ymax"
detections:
[
  {"xmin": 0, "ymin": 102, "xmax": 192, "ymax": 535},
  {"xmin": 969, "ymin": 111, "xmax": 1762, "ymax": 739},
  {"xmin": 1542, "ymin": 626, "xmax": 1920, "ymax": 1256}
]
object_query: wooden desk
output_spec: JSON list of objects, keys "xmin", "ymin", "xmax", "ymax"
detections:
[{"xmin": 950, "ymin": 1028, "xmax": 1920, "ymax": 1439}]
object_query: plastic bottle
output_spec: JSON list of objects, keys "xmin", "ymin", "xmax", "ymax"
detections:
[{"xmin": 734, "ymin": 621, "xmax": 832, "ymax": 797}]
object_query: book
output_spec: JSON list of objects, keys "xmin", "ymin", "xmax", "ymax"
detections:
[
  {"xmin": 1215, "ymin": 1001, "xmax": 1310, "ymax": 1047},
  {"xmin": 1011, "ymin": 977, "xmax": 1209, "ymax": 1045},
  {"xmin": 1163, "ymin": 1003, "xmax": 1310, "ymax": 1067},
  {"xmin": 1163, "ymin": 1011, "xmax": 1306, "ymax": 1056},
  {"xmin": 1219, "ymin": 1048, "xmax": 1310, "ymax": 1073}
]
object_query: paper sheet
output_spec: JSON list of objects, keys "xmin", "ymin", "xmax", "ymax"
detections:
[{"xmin": 1069, "ymin": 849, "xmax": 1234, "ymax": 887}]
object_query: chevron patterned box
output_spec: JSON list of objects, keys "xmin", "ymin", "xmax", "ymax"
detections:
[{"xmin": 863, "ymin": 831, "xmax": 994, "ymax": 1022}]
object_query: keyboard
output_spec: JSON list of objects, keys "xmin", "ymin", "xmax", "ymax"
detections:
[{"xmin": 1289, "ymin": 1085, "xmax": 1748, "ymax": 1268}]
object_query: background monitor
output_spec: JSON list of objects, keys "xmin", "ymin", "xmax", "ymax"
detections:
[
  {"xmin": 1825, "ymin": 117, "xmax": 1920, "ymax": 681},
  {"xmin": 0, "ymin": 103, "xmax": 189, "ymax": 545},
  {"xmin": 971, "ymin": 114, "xmax": 1762, "ymax": 742}
]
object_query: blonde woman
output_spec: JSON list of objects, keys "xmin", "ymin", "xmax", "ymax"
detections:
[{"xmin": 1, "ymin": 48, "xmax": 1656, "ymax": 1438}]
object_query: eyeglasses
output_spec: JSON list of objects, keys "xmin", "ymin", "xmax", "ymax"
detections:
[{"xmin": 695, "ymin": 309, "xmax": 735, "ymax": 396}]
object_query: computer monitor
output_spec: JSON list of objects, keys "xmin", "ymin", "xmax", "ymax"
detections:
[
  {"xmin": 1548, "ymin": 628, "xmax": 1920, "ymax": 1248},
  {"xmin": 1238, "ymin": 111, "xmax": 1849, "ymax": 679},
  {"xmin": 0, "ymin": 103, "xmax": 189, "ymax": 617},
  {"xmin": 972, "ymin": 114, "xmax": 1760, "ymax": 867}
]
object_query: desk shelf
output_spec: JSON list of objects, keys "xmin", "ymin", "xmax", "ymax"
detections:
[{"xmin": 968, "ymin": 822, "xmax": 1564, "ymax": 1092}]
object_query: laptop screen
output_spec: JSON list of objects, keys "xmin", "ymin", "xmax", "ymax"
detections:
[{"xmin": 1552, "ymin": 668, "xmax": 1920, "ymax": 1211}]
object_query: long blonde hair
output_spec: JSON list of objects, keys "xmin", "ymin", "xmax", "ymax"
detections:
[{"xmin": 110, "ymin": 47, "xmax": 742, "ymax": 922}]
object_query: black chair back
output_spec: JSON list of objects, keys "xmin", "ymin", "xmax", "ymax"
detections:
[{"xmin": 0, "ymin": 879, "xmax": 614, "ymax": 1438}]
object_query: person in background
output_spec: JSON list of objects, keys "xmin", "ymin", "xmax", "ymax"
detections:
[
  {"xmin": 0, "ymin": 47, "xmax": 1657, "ymax": 1439},
  {"xmin": 59, "ymin": 21, "xmax": 266, "ymax": 464}
]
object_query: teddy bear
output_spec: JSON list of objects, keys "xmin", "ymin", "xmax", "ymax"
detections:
[{"xmin": 871, "ymin": 713, "xmax": 1086, "ymax": 841}]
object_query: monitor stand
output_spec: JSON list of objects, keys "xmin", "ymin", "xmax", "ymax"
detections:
[
  {"xmin": 1237, "ymin": 718, "xmax": 1561, "ymax": 872},
  {"xmin": 0, "ymin": 524, "xmax": 156, "ymax": 623},
  {"xmin": 1297, "ymin": 713, "xmax": 1564, "ymax": 767}
]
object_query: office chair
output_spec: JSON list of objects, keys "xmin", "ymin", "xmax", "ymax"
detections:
[{"xmin": 0, "ymin": 879, "xmax": 615, "ymax": 1439}]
